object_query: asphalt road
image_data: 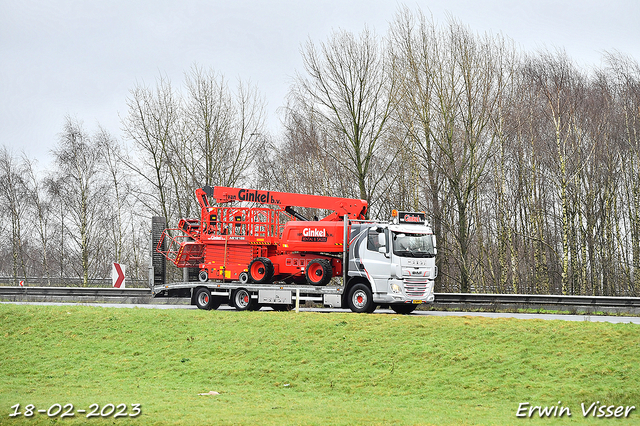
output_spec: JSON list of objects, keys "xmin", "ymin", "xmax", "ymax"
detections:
[{"xmin": 2, "ymin": 301, "xmax": 639, "ymax": 324}]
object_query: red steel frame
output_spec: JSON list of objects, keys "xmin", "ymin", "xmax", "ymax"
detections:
[{"xmin": 157, "ymin": 186, "xmax": 367, "ymax": 283}]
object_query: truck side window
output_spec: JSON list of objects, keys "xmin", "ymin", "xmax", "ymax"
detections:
[{"xmin": 367, "ymin": 228, "xmax": 381, "ymax": 252}]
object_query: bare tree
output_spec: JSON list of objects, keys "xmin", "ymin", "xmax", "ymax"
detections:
[
  {"xmin": 23, "ymin": 157, "xmax": 53, "ymax": 283},
  {"xmin": 123, "ymin": 68, "xmax": 267, "ymax": 225},
  {"xmin": 0, "ymin": 147, "xmax": 28, "ymax": 283},
  {"xmin": 259, "ymin": 101, "xmax": 359, "ymax": 220},
  {"xmin": 605, "ymin": 52, "xmax": 640, "ymax": 296},
  {"xmin": 96, "ymin": 128, "xmax": 130, "ymax": 264},
  {"xmin": 389, "ymin": 8, "xmax": 446, "ymax": 288},
  {"xmin": 45, "ymin": 176, "xmax": 67, "ymax": 280},
  {"xmin": 293, "ymin": 27, "xmax": 396, "ymax": 208},
  {"xmin": 52, "ymin": 117, "xmax": 106, "ymax": 285},
  {"xmin": 523, "ymin": 51, "xmax": 596, "ymax": 294},
  {"xmin": 183, "ymin": 65, "xmax": 266, "ymax": 190},
  {"xmin": 391, "ymin": 14, "xmax": 512, "ymax": 292},
  {"xmin": 506, "ymin": 65, "xmax": 555, "ymax": 294},
  {"xmin": 122, "ymin": 76, "xmax": 181, "ymax": 222}
]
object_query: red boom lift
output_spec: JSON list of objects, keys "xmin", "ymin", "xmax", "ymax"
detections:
[{"xmin": 158, "ymin": 186, "xmax": 367, "ymax": 286}]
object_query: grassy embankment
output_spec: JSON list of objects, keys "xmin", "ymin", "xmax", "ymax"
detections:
[{"xmin": 1, "ymin": 304, "xmax": 639, "ymax": 425}]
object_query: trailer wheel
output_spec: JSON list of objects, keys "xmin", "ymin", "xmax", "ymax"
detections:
[
  {"xmin": 194, "ymin": 287, "xmax": 220, "ymax": 310},
  {"xmin": 232, "ymin": 288, "xmax": 257, "ymax": 311},
  {"xmin": 305, "ymin": 259, "xmax": 332, "ymax": 286},
  {"xmin": 238, "ymin": 271, "xmax": 249, "ymax": 284},
  {"xmin": 198, "ymin": 270, "xmax": 209, "ymax": 282},
  {"xmin": 248, "ymin": 257, "xmax": 274, "ymax": 284},
  {"xmin": 391, "ymin": 304, "xmax": 418, "ymax": 314},
  {"xmin": 347, "ymin": 283, "xmax": 375, "ymax": 313}
]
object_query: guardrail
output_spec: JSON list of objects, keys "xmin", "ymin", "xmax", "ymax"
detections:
[
  {"xmin": 433, "ymin": 293, "xmax": 640, "ymax": 308},
  {"xmin": 0, "ymin": 286, "xmax": 151, "ymax": 298},
  {"xmin": 1, "ymin": 287, "xmax": 639, "ymax": 311},
  {"xmin": 0, "ymin": 277, "xmax": 149, "ymax": 288}
]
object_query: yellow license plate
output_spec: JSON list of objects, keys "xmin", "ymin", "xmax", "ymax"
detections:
[{"xmin": 412, "ymin": 300, "xmax": 423, "ymax": 304}]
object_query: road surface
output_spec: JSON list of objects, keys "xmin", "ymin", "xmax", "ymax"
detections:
[{"xmin": 2, "ymin": 301, "xmax": 639, "ymax": 324}]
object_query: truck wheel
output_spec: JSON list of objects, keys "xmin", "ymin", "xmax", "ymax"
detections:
[
  {"xmin": 198, "ymin": 270, "xmax": 209, "ymax": 282},
  {"xmin": 194, "ymin": 287, "xmax": 220, "ymax": 310},
  {"xmin": 248, "ymin": 257, "xmax": 274, "ymax": 284},
  {"xmin": 232, "ymin": 288, "xmax": 257, "ymax": 311},
  {"xmin": 305, "ymin": 259, "xmax": 332, "ymax": 286},
  {"xmin": 347, "ymin": 283, "xmax": 375, "ymax": 313},
  {"xmin": 238, "ymin": 271, "xmax": 249, "ymax": 284},
  {"xmin": 391, "ymin": 304, "xmax": 417, "ymax": 314}
]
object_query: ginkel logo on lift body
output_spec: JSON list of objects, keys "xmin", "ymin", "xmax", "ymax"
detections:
[{"xmin": 301, "ymin": 228, "xmax": 327, "ymax": 242}]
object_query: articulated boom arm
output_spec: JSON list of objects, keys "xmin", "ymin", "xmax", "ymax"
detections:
[{"xmin": 200, "ymin": 185, "xmax": 367, "ymax": 220}]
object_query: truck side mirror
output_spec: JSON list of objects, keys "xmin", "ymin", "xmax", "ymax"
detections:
[{"xmin": 378, "ymin": 232, "xmax": 386, "ymax": 247}]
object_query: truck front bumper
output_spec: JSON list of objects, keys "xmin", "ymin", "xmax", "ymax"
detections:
[{"xmin": 373, "ymin": 279, "xmax": 435, "ymax": 304}]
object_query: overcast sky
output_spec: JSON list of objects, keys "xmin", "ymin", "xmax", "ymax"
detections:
[{"xmin": 2, "ymin": 0, "xmax": 639, "ymax": 167}]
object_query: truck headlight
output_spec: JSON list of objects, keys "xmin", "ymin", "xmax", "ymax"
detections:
[{"xmin": 390, "ymin": 283, "xmax": 401, "ymax": 294}]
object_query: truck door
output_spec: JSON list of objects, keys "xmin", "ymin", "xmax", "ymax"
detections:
[{"xmin": 360, "ymin": 227, "xmax": 392, "ymax": 292}]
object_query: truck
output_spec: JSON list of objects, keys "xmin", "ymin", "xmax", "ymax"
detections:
[{"xmin": 151, "ymin": 186, "xmax": 437, "ymax": 314}]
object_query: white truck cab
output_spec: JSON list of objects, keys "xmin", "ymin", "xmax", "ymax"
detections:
[{"xmin": 346, "ymin": 211, "xmax": 437, "ymax": 314}]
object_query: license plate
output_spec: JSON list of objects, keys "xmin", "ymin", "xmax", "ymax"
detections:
[{"xmin": 412, "ymin": 300, "xmax": 423, "ymax": 304}]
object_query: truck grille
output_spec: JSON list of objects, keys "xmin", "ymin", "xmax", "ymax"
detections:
[{"xmin": 404, "ymin": 281, "xmax": 428, "ymax": 297}]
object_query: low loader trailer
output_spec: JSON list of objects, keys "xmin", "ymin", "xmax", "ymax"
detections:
[{"xmin": 152, "ymin": 186, "xmax": 437, "ymax": 314}]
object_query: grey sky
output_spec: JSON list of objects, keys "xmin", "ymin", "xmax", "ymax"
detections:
[{"xmin": 1, "ymin": 0, "xmax": 639, "ymax": 167}]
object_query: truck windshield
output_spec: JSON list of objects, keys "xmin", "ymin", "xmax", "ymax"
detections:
[{"xmin": 392, "ymin": 232, "xmax": 435, "ymax": 258}]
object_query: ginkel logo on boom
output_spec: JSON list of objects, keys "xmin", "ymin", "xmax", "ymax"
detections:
[{"xmin": 237, "ymin": 188, "xmax": 280, "ymax": 204}]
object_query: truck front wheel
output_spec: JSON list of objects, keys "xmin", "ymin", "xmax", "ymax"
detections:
[{"xmin": 347, "ymin": 283, "xmax": 376, "ymax": 313}]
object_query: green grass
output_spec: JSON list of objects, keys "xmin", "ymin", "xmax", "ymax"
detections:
[
  {"xmin": 1, "ymin": 305, "xmax": 639, "ymax": 425},
  {"xmin": 422, "ymin": 305, "xmax": 640, "ymax": 317}
]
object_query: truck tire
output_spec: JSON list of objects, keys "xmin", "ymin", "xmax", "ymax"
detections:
[
  {"xmin": 232, "ymin": 288, "xmax": 258, "ymax": 311},
  {"xmin": 305, "ymin": 259, "xmax": 332, "ymax": 286},
  {"xmin": 248, "ymin": 257, "xmax": 274, "ymax": 284},
  {"xmin": 391, "ymin": 304, "xmax": 417, "ymax": 314},
  {"xmin": 194, "ymin": 287, "xmax": 220, "ymax": 310},
  {"xmin": 347, "ymin": 283, "xmax": 376, "ymax": 313},
  {"xmin": 238, "ymin": 271, "xmax": 249, "ymax": 284},
  {"xmin": 198, "ymin": 270, "xmax": 209, "ymax": 282}
]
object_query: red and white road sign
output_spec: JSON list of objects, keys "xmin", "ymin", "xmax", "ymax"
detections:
[
  {"xmin": 19, "ymin": 280, "xmax": 24, "ymax": 287},
  {"xmin": 112, "ymin": 263, "xmax": 126, "ymax": 288}
]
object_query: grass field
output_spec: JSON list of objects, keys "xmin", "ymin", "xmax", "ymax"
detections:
[{"xmin": 1, "ymin": 304, "xmax": 639, "ymax": 425}]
